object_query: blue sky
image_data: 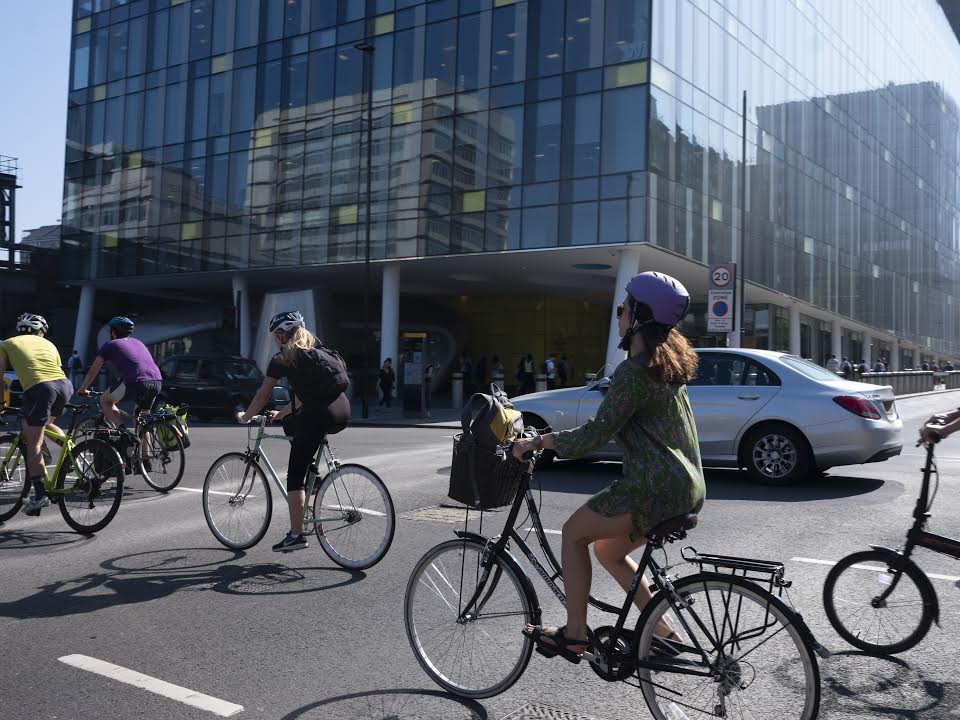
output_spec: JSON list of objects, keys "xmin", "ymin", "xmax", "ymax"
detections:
[{"xmin": 0, "ymin": 1, "xmax": 71, "ymax": 240}]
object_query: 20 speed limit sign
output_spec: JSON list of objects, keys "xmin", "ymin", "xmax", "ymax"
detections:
[{"xmin": 711, "ymin": 266, "xmax": 733, "ymax": 288}]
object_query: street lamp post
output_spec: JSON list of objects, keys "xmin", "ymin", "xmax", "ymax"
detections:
[{"xmin": 355, "ymin": 41, "xmax": 374, "ymax": 419}]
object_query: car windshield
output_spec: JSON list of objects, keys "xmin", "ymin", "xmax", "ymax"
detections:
[
  {"xmin": 219, "ymin": 360, "xmax": 263, "ymax": 381},
  {"xmin": 780, "ymin": 356, "xmax": 842, "ymax": 382}
]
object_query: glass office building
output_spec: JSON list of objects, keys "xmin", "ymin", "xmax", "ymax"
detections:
[{"xmin": 62, "ymin": 0, "xmax": 960, "ymax": 371}]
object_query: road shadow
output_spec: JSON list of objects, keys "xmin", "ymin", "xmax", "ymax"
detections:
[
  {"xmin": 822, "ymin": 650, "xmax": 959, "ymax": 718},
  {"xmin": 0, "ymin": 528, "xmax": 93, "ymax": 550},
  {"xmin": 280, "ymin": 688, "xmax": 488, "ymax": 720},
  {"xmin": 530, "ymin": 462, "xmax": 886, "ymax": 501},
  {"xmin": 0, "ymin": 547, "xmax": 365, "ymax": 620}
]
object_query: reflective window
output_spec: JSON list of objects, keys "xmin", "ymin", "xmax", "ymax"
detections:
[
  {"xmin": 601, "ymin": 86, "xmax": 646, "ymax": 174},
  {"xmin": 168, "ymin": 4, "xmax": 188, "ymax": 66},
  {"xmin": 528, "ymin": 0, "xmax": 564, "ymax": 78},
  {"xmin": 164, "ymin": 82, "xmax": 186, "ymax": 145},
  {"xmin": 235, "ymin": 0, "xmax": 260, "ymax": 48},
  {"xmin": 92, "ymin": 27, "xmax": 108, "ymax": 85},
  {"xmin": 457, "ymin": 12, "xmax": 490, "ymax": 92},
  {"xmin": 308, "ymin": 48, "xmax": 335, "ymax": 105},
  {"xmin": 284, "ymin": 53, "xmax": 309, "ymax": 112},
  {"xmin": 190, "ymin": 0, "xmax": 212, "ymax": 60},
  {"xmin": 604, "ymin": 0, "xmax": 650, "ymax": 65},
  {"xmin": 565, "ymin": 0, "xmax": 604, "ymax": 71},
  {"xmin": 525, "ymin": 99, "xmax": 561, "ymax": 183},
  {"xmin": 424, "ymin": 20, "xmax": 456, "ymax": 97},
  {"xmin": 143, "ymin": 87, "xmax": 163, "ymax": 148},
  {"xmin": 189, "ymin": 77, "xmax": 208, "ymax": 140},
  {"xmin": 231, "ymin": 66, "xmax": 255, "ymax": 132},
  {"xmin": 72, "ymin": 33, "xmax": 91, "ymax": 90},
  {"xmin": 522, "ymin": 205, "xmax": 558, "ymax": 248},
  {"xmin": 148, "ymin": 10, "xmax": 168, "ymax": 71},
  {"xmin": 211, "ymin": 0, "xmax": 235, "ymax": 55},
  {"xmin": 209, "ymin": 71, "xmax": 231, "ymax": 136},
  {"xmin": 490, "ymin": 3, "xmax": 526, "ymax": 85},
  {"xmin": 563, "ymin": 93, "xmax": 601, "ymax": 177}
]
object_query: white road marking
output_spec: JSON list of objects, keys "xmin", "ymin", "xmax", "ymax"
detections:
[
  {"xmin": 791, "ymin": 556, "xmax": 960, "ymax": 582},
  {"xmin": 58, "ymin": 654, "xmax": 243, "ymax": 717},
  {"xmin": 522, "ymin": 527, "xmax": 562, "ymax": 535},
  {"xmin": 173, "ymin": 487, "xmax": 253, "ymax": 498}
]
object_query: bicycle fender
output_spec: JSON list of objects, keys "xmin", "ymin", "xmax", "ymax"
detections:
[
  {"xmin": 868, "ymin": 545, "xmax": 940, "ymax": 626},
  {"xmin": 455, "ymin": 530, "xmax": 542, "ymax": 624}
]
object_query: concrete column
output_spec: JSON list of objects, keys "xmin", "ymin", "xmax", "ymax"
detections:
[
  {"xmin": 73, "ymin": 284, "xmax": 96, "ymax": 364},
  {"xmin": 232, "ymin": 275, "xmax": 251, "ymax": 358},
  {"xmin": 789, "ymin": 305, "xmax": 801, "ymax": 356},
  {"xmin": 831, "ymin": 319, "xmax": 843, "ymax": 361},
  {"xmin": 605, "ymin": 247, "xmax": 642, "ymax": 373},
  {"xmin": 889, "ymin": 344, "xmax": 900, "ymax": 371},
  {"xmin": 862, "ymin": 334, "xmax": 873, "ymax": 365},
  {"xmin": 380, "ymin": 264, "xmax": 400, "ymax": 366},
  {"xmin": 912, "ymin": 347, "xmax": 921, "ymax": 370}
]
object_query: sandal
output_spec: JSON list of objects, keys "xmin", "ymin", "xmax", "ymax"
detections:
[{"xmin": 522, "ymin": 625, "xmax": 588, "ymax": 664}]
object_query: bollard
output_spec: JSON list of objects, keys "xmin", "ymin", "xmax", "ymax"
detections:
[
  {"xmin": 452, "ymin": 372, "xmax": 463, "ymax": 410},
  {"xmin": 535, "ymin": 374, "xmax": 547, "ymax": 392}
]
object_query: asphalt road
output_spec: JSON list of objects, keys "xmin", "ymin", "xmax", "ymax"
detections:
[{"xmin": 2, "ymin": 392, "xmax": 960, "ymax": 720}]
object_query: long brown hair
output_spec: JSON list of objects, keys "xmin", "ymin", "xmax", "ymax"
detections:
[{"xmin": 628, "ymin": 297, "xmax": 698, "ymax": 385}]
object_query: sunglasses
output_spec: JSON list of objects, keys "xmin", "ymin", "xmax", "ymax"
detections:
[{"xmin": 616, "ymin": 304, "xmax": 626, "ymax": 318}]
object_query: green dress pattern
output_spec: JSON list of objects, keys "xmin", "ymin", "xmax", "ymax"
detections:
[{"xmin": 552, "ymin": 354, "xmax": 706, "ymax": 540}]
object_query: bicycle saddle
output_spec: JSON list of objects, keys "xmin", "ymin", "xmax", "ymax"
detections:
[{"xmin": 648, "ymin": 513, "xmax": 699, "ymax": 540}]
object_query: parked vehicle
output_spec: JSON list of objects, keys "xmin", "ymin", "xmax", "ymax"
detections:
[
  {"xmin": 510, "ymin": 348, "xmax": 903, "ymax": 485},
  {"xmin": 2, "ymin": 371, "xmax": 21, "ymax": 408},
  {"xmin": 159, "ymin": 355, "xmax": 289, "ymax": 422}
]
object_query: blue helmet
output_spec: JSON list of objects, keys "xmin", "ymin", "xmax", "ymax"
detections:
[{"xmin": 109, "ymin": 316, "xmax": 135, "ymax": 336}]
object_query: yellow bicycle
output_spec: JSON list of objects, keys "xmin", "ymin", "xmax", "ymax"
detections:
[{"xmin": 0, "ymin": 403, "xmax": 125, "ymax": 534}]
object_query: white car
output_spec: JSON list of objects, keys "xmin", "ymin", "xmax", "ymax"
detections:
[{"xmin": 510, "ymin": 348, "xmax": 903, "ymax": 485}]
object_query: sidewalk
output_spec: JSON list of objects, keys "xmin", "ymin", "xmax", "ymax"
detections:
[{"xmin": 349, "ymin": 401, "xmax": 462, "ymax": 429}]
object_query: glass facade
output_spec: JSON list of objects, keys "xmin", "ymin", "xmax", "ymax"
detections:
[
  {"xmin": 62, "ymin": 0, "xmax": 652, "ymax": 278},
  {"xmin": 647, "ymin": 0, "xmax": 960, "ymax": 355},
  {"xmin": 62, "ymin": 0, "xmax": 960, "ymax": 355}
]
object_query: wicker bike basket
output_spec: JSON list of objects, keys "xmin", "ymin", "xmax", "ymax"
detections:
[{"xmin": 447, "ymin": 432, "xmax": 524, "ymax": 510}]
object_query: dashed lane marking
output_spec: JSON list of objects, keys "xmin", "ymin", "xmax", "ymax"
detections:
[
  {"xmin": 792, "ymin": 556, "xmax": 960, "ymax": 582},
  {"xmin": 58, "ymin": 654, "xmax": 243, "ymax": 717}
]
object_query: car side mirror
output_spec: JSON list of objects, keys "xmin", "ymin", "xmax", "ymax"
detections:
[{"xmin": 597, "ymin": 377, "xmax": 611, "ymax": 392}]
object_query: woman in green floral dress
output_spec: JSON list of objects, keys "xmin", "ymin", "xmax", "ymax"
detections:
[{"xmin": 513, "ymin": 272, "xmax": 706, "ymax": 663}]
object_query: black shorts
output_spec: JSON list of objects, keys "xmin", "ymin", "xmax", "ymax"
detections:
[
  {"xmin": 107, "ymin": 379, "xmax": 162, "ymax": 411},
  {"xmin": 21, "ymin": 378, "xmax": 74, "ymax": 427}
]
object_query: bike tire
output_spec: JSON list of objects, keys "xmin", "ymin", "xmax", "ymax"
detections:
[
  {"xmin": 823, "ymin": 549, "xmax": 936, "ymax": 655},
  {"xmin": 57, "ymin": 438, "xmax": 125, "ymax": 534},
  {"xmin": 73, "ymin": 416, "xmax": 103, "ymax": 442},
  {"xmin": 203, "ymin": 452, "xmax": 272, "ymax": 550},
  {"xmin": 138, "ymin": 419, "xmax": 186, "ymax": 493},
  {"xmin": 313, "ymin": 463, "xmax": 395, "ymax": 570},
  {"xmin": 0, "ymin": 433, "xmax": 29, "ymax": 522},
  {"xmin": 636, "ymin": 572, "xmax": 821, "ymax": 720},
  {"xmin": 404, "ymin": 537, "xmax": 535, "ymax": 699}
]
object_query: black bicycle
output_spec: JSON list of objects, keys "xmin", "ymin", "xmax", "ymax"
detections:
[
  {"xmin": 404, "ymin": 442, "xmax": 825, "ymax": 718},
  {"xmin": 75, "ymin": 392, "xmax": 187, "ymax": 493},
  {"xmin": 823, "ymin": 438, "xmax": 957, "ymax": 654}
]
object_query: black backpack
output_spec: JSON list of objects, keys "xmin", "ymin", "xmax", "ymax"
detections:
[{"xmin": 296, "ymin": 345, "xmax": 349, "ymax": 402}]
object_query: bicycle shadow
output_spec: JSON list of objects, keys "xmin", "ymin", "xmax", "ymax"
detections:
[
  {"xmin": 0, "ymin": 547, "xmax": 365, "ymax": 620},
  {"xmin": 822, "ymin": 650, "xmax": 959, "ymax": 718},
  {"xmin": 279, "ymin": 688, "xmax": 488, "ymax": 720},
  {"xmin": 0, "ymin": 528, "xmax": 92, "ymax": 550}
]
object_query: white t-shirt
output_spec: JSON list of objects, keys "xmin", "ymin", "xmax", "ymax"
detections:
[{"xmin": 545, "ymin": 358, "xmax": 556, "ymax": 379}]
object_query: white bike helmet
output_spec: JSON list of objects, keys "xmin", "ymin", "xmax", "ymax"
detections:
[
  {"xmin": 16, "ymin": 313, "xmax": 49, "ymax": 335},
  {"xmin": 269, "ymin": 310, "xmax": 305, "ymax": 334}
]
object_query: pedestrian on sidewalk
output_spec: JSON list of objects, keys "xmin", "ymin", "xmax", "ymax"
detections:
[
  {"xmin": 378, "ymin": 358, "xmax": 396, "ymax": 408},
  {"xmin": 559, "ymin": 355, "xmax": 570, "ymax": 387},
  {"xmin": 68, "ymin": 350, "xmax": 84, "ymax": 389},
  {"xmin": 424, "ymin": 360, "xmax": 434, "ymax": 418},
  {"xmin": 545, "ymin": 353, "xmax": 558, "ymax": 390}
]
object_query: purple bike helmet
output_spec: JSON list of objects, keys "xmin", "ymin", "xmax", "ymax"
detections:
[{"xmin": 625, "ymin": 272, "xmax": 690, "ymax": 327}]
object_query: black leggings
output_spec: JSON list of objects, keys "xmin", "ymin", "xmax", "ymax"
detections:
[{"xmin": 286, "ymin": 396, "xmax": 350, "ymax": 492}]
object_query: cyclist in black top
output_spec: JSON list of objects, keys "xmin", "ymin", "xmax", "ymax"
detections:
[{"xmin": 237, "ymin": 311, "xmax": 350, "ymax": 552}]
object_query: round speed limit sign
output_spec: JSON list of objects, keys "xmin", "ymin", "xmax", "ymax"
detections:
[{"xmin": 711, "ymin": 266, "xmax": 733, "ymax": 288}]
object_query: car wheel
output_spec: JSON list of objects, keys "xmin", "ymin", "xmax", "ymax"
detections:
[
  {"xmin": 742, "ymin": 424, "xmax": 810, "ymax": 485},
  {"xmin": 521, "ymin": 413, "xmax": 555, "ymax": 469}
]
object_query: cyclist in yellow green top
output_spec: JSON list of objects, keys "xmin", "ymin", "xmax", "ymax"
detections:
[{"xmin": 0, "ymin": 313, "xmax": 74, "ymax": 514}]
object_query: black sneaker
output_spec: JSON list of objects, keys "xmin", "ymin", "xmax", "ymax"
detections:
[
  {"xmin": 272, "ymin": 533, "xmax": 308, "ymax": 553},
  {"xmin": 141, "ymin": 458, "xmax": 153, "ymax": 473}
]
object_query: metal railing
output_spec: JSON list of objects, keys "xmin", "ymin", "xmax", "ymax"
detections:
[{"xmin": 0, "ymin": 155, "xmax": 17, "ymax": 176}]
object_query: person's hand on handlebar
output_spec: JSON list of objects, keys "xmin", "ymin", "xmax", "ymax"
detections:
[
  {"xmin": 920, "ymin": 424, "xmax": 944, "ymax": 444},
  {"xmin": 77, "ymin": 388, "xmax": 91, "ymax": 397},
  {"xmin": 511, "ymin": 431, "xmax": 556, "ymax": 461}
]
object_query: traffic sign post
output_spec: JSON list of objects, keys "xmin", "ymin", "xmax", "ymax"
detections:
[{"xmin": 708, "ymin": 264, "xmax": 737, "ymax": 334}]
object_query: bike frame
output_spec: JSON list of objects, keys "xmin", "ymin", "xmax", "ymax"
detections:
[
  {"xmin": 240, "ymin": 417, "xmax": 341, "ymax": 528},
  {"xmin": 875, "ymin": 443, "xmax": 960, "ymax": 601},
  {"xmin": 1, "ymin": 417, "xmax": 82, "ymax": 495},
  {"xmin": 456, "ymin": 469, "xmax": 718, "ymax": 679}
]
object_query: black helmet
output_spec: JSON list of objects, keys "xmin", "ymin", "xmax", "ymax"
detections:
[{"xmin": 269, "ymin": 310, "xmax": 305, "ymax": 334}]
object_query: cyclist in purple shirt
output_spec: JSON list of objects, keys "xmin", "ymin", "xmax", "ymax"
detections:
[{"xmin": 76, "ymin": 316, "xmax": 162, "ymax": 427}]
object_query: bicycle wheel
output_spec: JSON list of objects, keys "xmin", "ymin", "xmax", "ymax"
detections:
[
  {"xmin": 73, "ymin": 416, "xmax": 103, "ymax": 442},
  {"xmin": 138, "ymin": 419, "xmax": 186, "ymax": 492},
  {"xmin": 57, "ymin": 438, "xmax": 125, "ymax": 534},
  {"xmin": 313, "ymin": 463, "xmax": 395, "ymax": 570},
  {"xmin": 0, "ymin": 434, "xmax": 29, "ymax": 522},
  {"xmin": 203, "ymin": 452, "xmax": 272, "ymax": 550},
  {"xmin": 823, "ymin": 549, "xmax": 936, "ymax": 655},
  {"xmin": 636, "ymin": 573, "xmax": 820, "ymax": 720},
  {"xmin": 404, "ymin": 537, "xmax": 535, "ymax": 698}
]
